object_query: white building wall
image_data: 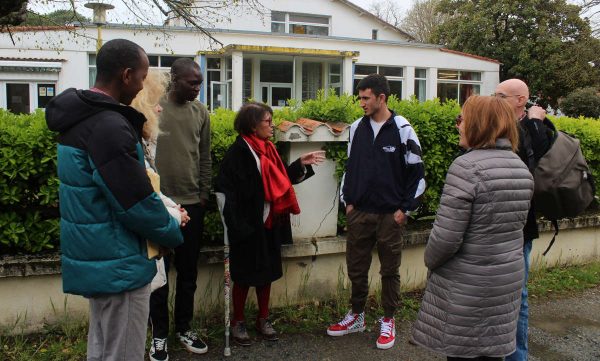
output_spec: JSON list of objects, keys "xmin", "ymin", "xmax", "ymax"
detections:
[
  {"xmin": 206, "ymin": 0, "xmax": 407, "ymax": 41},
  {"xmin": 0, "ymin": 26, "xmax": 499, "ymax": 103}
]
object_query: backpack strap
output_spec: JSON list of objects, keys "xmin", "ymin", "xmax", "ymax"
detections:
[{"xmin": 542, "ymin": 220, "xmax": 559, "ymax": 256}]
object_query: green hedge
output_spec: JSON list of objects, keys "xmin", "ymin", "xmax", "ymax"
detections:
[
  {"xmin": 3, "ymin": 97, "xmax": 600, "ymax": 254},
  {"xmin": 0, "ymin": 110, "xmax": 59, "ymax": 254}
]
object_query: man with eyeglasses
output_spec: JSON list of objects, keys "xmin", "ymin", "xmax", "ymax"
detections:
[{"xmin": 494, "ymin": 79, "xmax": 552, "ymax": 361}]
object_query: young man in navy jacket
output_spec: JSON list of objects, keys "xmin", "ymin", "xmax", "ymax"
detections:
[{"xmin": 327, "ymin": 74, "xmax": 426, "ymax": 350}]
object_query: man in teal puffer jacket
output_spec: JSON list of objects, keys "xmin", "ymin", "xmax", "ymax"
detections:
[{"xmin": 46, "ymin": 39, "xmax": 183, "ymax": 361}]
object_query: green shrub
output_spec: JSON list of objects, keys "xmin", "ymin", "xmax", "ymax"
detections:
[
  {"xmin": 4, "ymin": 95, "xmax": 600, "ymax": 254},
  {"xmin": 0, "ymin": 110, "xmax": 59, "ymax": 253},
  {"xmin": 560, "ymin": 87, "xmax": 600, "ymax": 118},
  {"xmin": 550, "ymin": 115, "xmax": 600, "ymax": 197}
]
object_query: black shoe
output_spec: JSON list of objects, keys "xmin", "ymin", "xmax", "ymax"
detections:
[
  {"xmin": 149, "ymin": 337, "xmax": 168, "ymax": 361},
  {"xmin": 176, "ymin": 330, "xmax": 208, "ymax": 354}
]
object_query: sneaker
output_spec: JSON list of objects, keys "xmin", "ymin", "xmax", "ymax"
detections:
[
  {"xmin": 376, "ymin": 317, "xmax": 395, "ymax": 350},
  {"xmin": 326, "ymin": 310, "xmax": 366, "ymax": 336},
  {"xmin": 149, "ymin": 337, "xmax": 168, "ymax": 361},
  {"xmin": 231, "ymin": 321, "xmax": 251, "ymax": 346},
  {"xmin": 176, "ymin": 330, "xmax": 208, "ymax": 354},
  {"xmin": 256, "ymin": 318, "xmax": 279, "ymax": 341}
]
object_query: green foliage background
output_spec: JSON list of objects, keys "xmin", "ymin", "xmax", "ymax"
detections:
[
  {"xmin": 560, "ymin": 87, "xmax": 600, "ymax": 119},
  {"xmin": 433, "ymin": 0, "xmax": 600, "ymax": 110},
  {"xmin": 0, "ymin": 110, "xmax": 59, "ymax": 254},
  {"xmin": 2, "ymin": 95, "xmax": 600, "ymax": 254}
]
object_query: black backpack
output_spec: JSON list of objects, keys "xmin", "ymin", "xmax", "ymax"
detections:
[{"xmin": 526, "ymin": 119, "xmax": 596, "ymax": 255}]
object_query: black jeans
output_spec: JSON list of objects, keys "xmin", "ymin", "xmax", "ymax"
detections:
[
  {"xmin": 150, "ymin": 203, "xmax": 205, "ymax": 338},
  {"xmin": 447, "ymin": 357, "xmax": 504, "ymax": 361}
]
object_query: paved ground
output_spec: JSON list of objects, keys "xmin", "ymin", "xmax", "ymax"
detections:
[{"xmin": 168, "ymin": 286, "xmax": 600, "ymax": 361}]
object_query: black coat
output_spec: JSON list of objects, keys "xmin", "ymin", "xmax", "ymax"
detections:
[
  {"xmin": 517, "ymin": 115, "xmax": 553, "ymax": 241},
  {"xmin": 216, "ymin": 136, "xmax": 314, "ymax": 286}
]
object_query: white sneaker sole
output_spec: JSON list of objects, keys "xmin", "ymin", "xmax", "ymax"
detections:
[
  {"xmin": 376, "ymin": 338, "xmax": 395, "ymax": 350},
  {"xmin": 179, "ymin": 341, "xmax": 208, "ymax": 354},
  {"xmin": 326, "ymin": 325, "xmax": 366, "ymax": 336}
]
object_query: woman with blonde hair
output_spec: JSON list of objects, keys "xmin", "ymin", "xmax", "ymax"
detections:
[
  {"xmin": 412, "ymin": 96, "xmax": 534, "ymax": 361},
  {"xmin": 131, "ymin": 69, "xmax": 169, "ymax": 165}
]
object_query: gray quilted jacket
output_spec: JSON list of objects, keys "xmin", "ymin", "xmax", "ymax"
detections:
[{"xmin": 412, "ymin": 138, "xmax": 534, "ymax": 358}]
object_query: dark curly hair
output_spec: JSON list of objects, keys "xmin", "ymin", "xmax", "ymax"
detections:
[{"xmin": 234, "ymin": 102, "xmax": 273, "ymax": 135}]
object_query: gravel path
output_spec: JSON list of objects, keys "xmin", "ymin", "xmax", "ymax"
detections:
[{"xmin": 168, "ymin": 286, "xmax": 600, "ymax": 361}]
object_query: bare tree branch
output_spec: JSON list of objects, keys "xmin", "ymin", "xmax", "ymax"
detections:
[{"xmin": 1, "ymin": 0, "xmax": 267, "ymax": 49}]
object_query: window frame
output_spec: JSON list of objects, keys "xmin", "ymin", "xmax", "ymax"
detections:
[
  {"xmin": 436, "ymin": 69, "xmax": 482, "ymax": 105},
  {"xmin": 271, "ymin": 11, "xmax": 330, "ymax": 36},
  {"xmin": 353, "ymin": 64, "xmax": 404, "ymax": 100}
]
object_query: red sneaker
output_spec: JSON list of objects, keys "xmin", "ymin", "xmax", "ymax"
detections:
[
  {"xmin": 327, "ymin": 310, "xmax": 366, "ymax": 336},
  {"xmin": 376, "ymin": 317, "xmax": 395, "ymax": 349}
]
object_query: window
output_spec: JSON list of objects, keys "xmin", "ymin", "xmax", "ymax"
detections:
[
  {"xmin": 372, "ymin": 29, "xmax": 378, "ymax": 40},
  {"xmin": 1, "ymin": 82, "xmax": 56, "ymax": 114},
  {"xmin": 437, "ymin": 69, "xmax": 481, "ymax": 105},
  {"xmin": 260, "ymin": 60, "xmax": 293, "ymax": 83},
  {"xmin": 207, "ymin": 58, "xmax": 222, "ymax": 110},
  {"xmin": 37, "ymin": 83, "xmax": 56, "ymax": 108},
  {"xmin": 329, "ymin": 63, "xmax": 342, "ymax": 96},
  {"xmin": 353, "ymin": 64, "xmax": 404, "ymax": 100},
  {"xmin": 243, "ymin": 59, "xmax": 252, "ymax": 102},
  {"xmin": 271, "ymin": 12, "xmax": 330, "ymax": 36},
  {"xmin": 260, "ymin": 60, "xmax": 294, "ymax": 107},
  {"xmin": 302, "ymin": 62, "xmax": 322, "ymax": 101},
  {"xmin": 414, "ymin": 68, "xmax": 427, "ymax": 102},
  {"xmin": 88, "ymin": 54, "xmax": 194, "ymax": 87},
  {"xmin": 6, "ymin": 83, "xmax": 29, "ymax": 114}
]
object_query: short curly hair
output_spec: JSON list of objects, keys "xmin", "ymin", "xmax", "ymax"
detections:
[{"xmin": 234, "ymin": 102, "xmax": 273, "ymax": 135}]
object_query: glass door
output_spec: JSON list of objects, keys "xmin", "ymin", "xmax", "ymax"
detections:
[
  {"xmin": 210, "ymin": 81, "xmax": 229, "ymax": 110},
  {"xmin": 261, "ymin": 84, "xmax": 293, "ymax": 107}
]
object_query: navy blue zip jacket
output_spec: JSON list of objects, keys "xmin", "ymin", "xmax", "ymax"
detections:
[
  {"xmin": 341, "ymin": 112, "xmax": 426, "ymax": 214},
  {"xmin": 46, "ymin": 88, "xmax": 183, "ymax": 297}
]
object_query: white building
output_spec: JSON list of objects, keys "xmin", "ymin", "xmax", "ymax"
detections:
[{"xmin": 0, "ymin": 0, "xmax": 500, "ymax": 114}]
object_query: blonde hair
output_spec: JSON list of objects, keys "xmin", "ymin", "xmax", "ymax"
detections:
[
  {"xmin": 461, "ymin": 95, "xmax": 519, "ymax": 152},
  {"xmin": 131, "ymin": 69, "xmax": 168, "ymax": 141}
]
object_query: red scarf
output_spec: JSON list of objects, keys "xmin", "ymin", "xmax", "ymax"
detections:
[{"xmin": 242, "ymin": 134, "xmax": 300, "ymax": 229}]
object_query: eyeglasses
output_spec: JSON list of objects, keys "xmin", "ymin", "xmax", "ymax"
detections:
[
  {"xmin": 492, "ymin": 92, "xmax": 522, "ymax": 99},
  {"xmin": 455, "ymin": 114, "xmax": 463, "ymax": 127}
]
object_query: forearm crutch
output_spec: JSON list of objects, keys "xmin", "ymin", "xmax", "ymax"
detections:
[{"xmin": 215, "ymin": 192, "xmax": 231, "ymax": 357}]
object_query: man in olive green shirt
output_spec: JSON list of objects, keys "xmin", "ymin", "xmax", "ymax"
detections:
[{"xmin": 149, "ymin": 58, "xmax": 211, "ymax": 361}]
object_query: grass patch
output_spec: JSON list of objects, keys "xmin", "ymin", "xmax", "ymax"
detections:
[{"xmin": 529, "ymin": 261, "xmax": 600, "ymax": 299}]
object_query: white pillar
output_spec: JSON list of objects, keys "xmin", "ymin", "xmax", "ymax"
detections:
[
  {"xmin": 342, "ymin": 57, "xmax": 354, "ymax": 95},
  {"xmin": 404, "ymin": 66, "xmax": 415, "ymax": 100},
  {"xmin": 231, "ymin": 51, "xmax": 243, "ymax": 111},
  {"xmin": 428, "ymin": 67, "xmax": 438, "ymax": 100}
]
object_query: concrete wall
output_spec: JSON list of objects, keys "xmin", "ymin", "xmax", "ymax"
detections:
[{"xmin": 1, "ymin": 216, "xmax": 598, "ymax": 332}]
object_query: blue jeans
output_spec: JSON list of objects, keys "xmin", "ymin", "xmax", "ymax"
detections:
[{"xmin": 506, "ymin": 239, "xmax": 532, "ymax": 361}]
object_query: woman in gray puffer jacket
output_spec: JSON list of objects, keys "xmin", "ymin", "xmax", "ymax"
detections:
[{"xmin": 412, "ymin": 96, "xmax": 534, "ymax": 361}]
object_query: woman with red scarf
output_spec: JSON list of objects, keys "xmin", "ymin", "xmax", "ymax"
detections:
[{"xmin": 216, "ymin": 102, "xmax": 325, "ymax": 346}]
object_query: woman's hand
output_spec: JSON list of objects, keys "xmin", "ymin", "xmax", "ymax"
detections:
[
  {"xmin": 300, "ymin": 150, "xmax": 326, "ymax": 166},
  {"xmin": 179, "ymin": 205, "xmax": 190, "ymax": 227}
]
